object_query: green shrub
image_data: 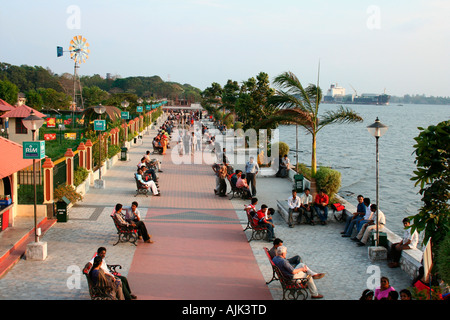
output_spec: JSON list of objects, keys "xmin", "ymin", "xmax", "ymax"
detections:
[
  {"xmin": 73, "ymin": 167, "xmax": 89, "ymax": 187},
  {"xmin": 54, "ymin": 184, "xmax": 83, "ymax": 204},
  {"xmin": 18, "ymin": 184, "xmax": 44, "ymax": 204},
  {"xmin": 108, "ymin": 144, "xmax": 121, "ymax": 158},
  {"xmin": 437, "ymin": 232, "xmax": 450, "ymax": 286},
  {"xmin": 272, "ymin": 141, "xmax": 289, "ymax": 157},
  {"xmin": 296, "ymin": 163, "xmax": 312, "ymax": 180},
  {"xmin": 314, "ymin": 166, "xmax": 341, "ymax": 198},
  {"xmin": 234, "ymin": 122, "xmax": 243, "ymax": 130}
]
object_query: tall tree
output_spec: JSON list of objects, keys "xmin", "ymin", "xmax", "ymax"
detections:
[
  {"xmin": 0, "ymin": 79, "xmax": 19, "ymax": 105},
  {"xmin": 262, "ymin": 71, "xmax": 363, "ymax": 175},
  {"xmin": 235, "ymin": 72, "xmax": 276, "ymax": 130},
  {"xmin": 410, "ymin": 120, "xmax": 450, "ymax": 249}
]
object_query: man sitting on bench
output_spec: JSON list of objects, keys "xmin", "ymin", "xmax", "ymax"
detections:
[
  {"xmin": 136, "ymin": 167, "xmax": 160, "ymax": 196},
  {"xmin": 113, "ymin": 203, "xmax": 154, "ymax": 243},
  {"xmin": 273, "ymin": 245, "xmax": 325, "ymax": 299}
]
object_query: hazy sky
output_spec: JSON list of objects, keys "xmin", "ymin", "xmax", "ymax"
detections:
[{"xmin": 0, "ymin": 0, "xmax": 449, "ymax": 96}]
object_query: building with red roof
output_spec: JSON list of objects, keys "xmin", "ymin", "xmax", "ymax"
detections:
[
  {"xmin": 0, "ymin": 99, "xmax": 15, "ymax": 138},
  {"xmin": 0, "ymin": 103, "xmax": 46, "ymax": 145},
  {"xmin": 0, "ymin": 136, "xmax": 34, "ymax": 231}
]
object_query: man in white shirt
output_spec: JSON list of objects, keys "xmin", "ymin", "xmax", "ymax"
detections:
[
  {"xmin": 135, "ymin": 168, "xmax": 160, "ymax": 196},
  {"xmin": 287, "ymin": 190, "xmax": 302, "ymax": 228},
  {"xmin": 299, "ymin": 188, "xmax": 314, "ymax": 225},
  {"xmin": 84, "ymin": 247, "xmax": 137, "ymax": 300},
  {"xmin": 125, "ymin": 201, "xmax": 141, "ymax": 223},
  {"xmin": 388, "ymin": 218, "xmax": 419, "ymax": 268},
  {"xmin": 354, "ymin": 204, "xmax": 386, "ymax": 246},
  {"xmin": 190, "ymin": 132, "xmax": 197, "ymax": 154}
]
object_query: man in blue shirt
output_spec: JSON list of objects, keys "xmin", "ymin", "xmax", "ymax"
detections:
[
  {"xmin": 341, "ymin": 195, "xmax": 366, "ymax": 237},
  {"xmin": 272, "ymin": 245, "xmax": 324, "ymax": 299},
  {"xmin": 245, "ymin": 156, "xmax": 259, "ymax": 196}
]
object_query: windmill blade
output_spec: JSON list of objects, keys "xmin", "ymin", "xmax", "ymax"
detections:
[{"xmin": 69, "ymin": 35, "xmax": 90, "ymax": 64}]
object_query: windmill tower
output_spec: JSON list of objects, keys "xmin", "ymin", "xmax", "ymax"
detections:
[{"xmin": 57, "ymin": 35, "xmax": 90, "ymax": 112}]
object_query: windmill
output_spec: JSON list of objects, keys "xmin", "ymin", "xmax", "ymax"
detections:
[{"xmin": 57, "ymin": 35, "xmax": 90, "ymax": 114}]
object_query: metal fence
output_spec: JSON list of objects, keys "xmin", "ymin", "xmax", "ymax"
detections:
[
  {"xmin": 53, "ymin": 158, "xmax": 67, "ymax": 191},
  {"xmin": 17, "ymin": 159, "xmax": 44, "ymax": 204}
]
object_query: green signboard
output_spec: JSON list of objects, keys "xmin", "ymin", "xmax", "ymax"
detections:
[
  {"xmin": 94, "ymin": 120, "xmax": 106, "ymax": 131},
  {"xmin": 145, "ymin": 105, "xmax": 151, "ymax": 111},
  {"xmin": 121, "ymin": 111, "xmax": 130, "ymax": 120},
  {"xmin": 136, "ymin": 106, "xmax": 143, "ymax": 113},
  {"xmin": 23, "ymin": 141, "xmax": 45, "ymax": 160}
]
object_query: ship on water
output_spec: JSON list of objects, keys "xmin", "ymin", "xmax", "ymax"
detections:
[{"xmin": 323, "ymin": 83, "xmax": 390, "ymax": 105}]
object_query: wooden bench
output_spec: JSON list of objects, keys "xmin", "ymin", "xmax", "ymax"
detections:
[
  {"xmin": 263, "ymin": 247, "xmax": 279, "ymax": 285},
  {"xmin": 83, "ymin": 264, "xmax": 122, "ymax": 300},
  {"xmin": 227, "ymin": 176, "xmax": 245, "ymax": 200},
  {"xmin": 263, "ymin": 248, "xmax": 309, "ymax": 300},
  {"xmin": 244, "ymin": 210, "xmax": 268, "ymax": 242},
  {"xmin": 134, "ymin": 176, "xmax": 149, "ymax": 197},
  {"xmin": 111, "ymin": 214, "xmax": 138, "ymax": 246}
]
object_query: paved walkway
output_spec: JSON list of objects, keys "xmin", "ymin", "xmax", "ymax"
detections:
[{"xmin": 0, "ymin": 116, "xmax": 414, "ymax": 300}]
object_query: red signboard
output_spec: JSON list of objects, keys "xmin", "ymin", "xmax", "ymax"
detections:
[{"xmin": 44, "ymin": 133, "xmax": 57, "ymax": 141}]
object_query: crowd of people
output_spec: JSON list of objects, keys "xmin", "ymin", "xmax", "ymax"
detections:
[
  {"xmin": 82, "ymin": 110, "xmax": 437, "ymax": 301},
  {"xmin": 359, "ymin": 277, "xmax": 413, "ymax": 300}
]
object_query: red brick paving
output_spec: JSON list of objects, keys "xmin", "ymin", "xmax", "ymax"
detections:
[{"xmin": 127, "ymin": 144, "xmax": 273, "ymax": 300}]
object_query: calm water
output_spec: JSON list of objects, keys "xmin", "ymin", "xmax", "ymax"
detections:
[{"xmin": 277, "ymin": 103, "xmax": 450, "ymax": 236}]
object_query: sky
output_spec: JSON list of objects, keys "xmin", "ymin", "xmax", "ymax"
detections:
[{"xmin": 0, "ymin": 0, "xmax": 449, "ymax": 97}]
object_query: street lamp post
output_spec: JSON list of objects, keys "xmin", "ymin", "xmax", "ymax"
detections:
[
  {"xmin": 367, "ymin": 117, "xmax": 388, "ymax": 247},
  {"xmin": 94, "ymin": 104, "xmax": 106, "ymax": 182},
  {"xmin": 58, "ymin": 124, "xmax": 66, "ymax": 145},
  {"xmin": 22, "ymin": 111, "xmax": 44, "ymax": 243},
  {"xmin": 121, "ymin": 100, "xmax": 129, "ymax": 145}
]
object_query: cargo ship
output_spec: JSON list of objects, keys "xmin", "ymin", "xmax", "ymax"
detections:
[{"xmin": 323, "ymin": 83, "xmax": 390, "ymax": 105}]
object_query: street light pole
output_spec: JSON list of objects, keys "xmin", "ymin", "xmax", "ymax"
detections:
[
  {"xmin": 94, "ymin": 104, "xmax": 106, "ymax": 181},
  {"xmin": 22, "ymin": 111, "xmax": 44, "ymax": 243},
  {"xmin": 367, "ymin": 117, "xmax": 388, "ymax": 247}
]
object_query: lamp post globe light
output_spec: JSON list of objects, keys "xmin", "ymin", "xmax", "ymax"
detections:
[
  {"xmin": 367, "ymin": 117, "xmax": 388, "ymax": 247},
  {"xmin": 121, "ymin": 100, "xmax": 129, "ymax": 109},
  {"xmin": 94, "ymin": 104, "xmax": 106, "ymax": 188},
  {"xmin": 22, "ymin": 111, "xmax": 47, "ymax": 260}
]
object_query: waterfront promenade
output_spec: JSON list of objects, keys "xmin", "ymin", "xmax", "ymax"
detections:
[{"xmin": 0, "ymin": 116, "xmax": 413, "ymax": 300}]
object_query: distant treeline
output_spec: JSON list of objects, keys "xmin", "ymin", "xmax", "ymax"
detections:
[
  {"xmin": 390, "ymin": 94, "xmax": 450, "ymax": 105},
  {"xmin": 0, "ymin": 62, "xmax": 202, "ymax": 110}
]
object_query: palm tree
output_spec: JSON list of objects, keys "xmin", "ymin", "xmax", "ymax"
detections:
[{"xmin": 262, "ymin": 71, "xmax": 363, "ymax": 175}]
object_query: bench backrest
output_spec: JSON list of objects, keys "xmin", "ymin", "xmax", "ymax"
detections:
[
  {"xmin": 246, "ymin": 210, "xmax": 259, "ymax": 228},
  {"xmin": 264, "ymin": 247, "xmax": 274, "ymax": 263}
]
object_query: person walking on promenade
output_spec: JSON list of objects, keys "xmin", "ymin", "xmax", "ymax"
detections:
[
  {"xmin": 388, "ymin": 218, "xmax": 419, "ymax": 268},
  {"xmin": 113, "ymin": 203, "xmax": 154, "ymax": 243},
  {"xmin": 245, "ymin": 156, "xmax": 259, "ymax": 196},
  {"xmin": 313, "ymin": 189, "xmax": 329, "ymax": 225},
  {"xmin": 84, "ymin": 247, "xmax": 136, "ymax": 300},
  {"xmin": 183, "ymin": 130, "xmax": 191, "ymax": 155},
  {"xmin": 190, "ymin": 132, "xmax": 197, "ymax": 154},
  {"xmin": 217, "ymin": 162, "xmax": 228, "ymax": 197},
  {"xmin": 287, "ymin": 189, "xmax": 301, "ymax": 228},
  {"xmin": 272, "ymin": 246, "xmax": 324, "ymax": 299}
]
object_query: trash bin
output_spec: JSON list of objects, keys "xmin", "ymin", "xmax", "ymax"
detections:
[
  {"xmin": 293, "ymin": 174, "xmax": 304, "ymax": 193},
  {"xmin": 369, "ymin": 232, "xmax": 388, "ymax": 247},
  {"xmin": 56, "ymin": 196, "xmax": 71, "ymax": 222},
  {"xmin": 121, "ymin": 147, "xmax": 128, "ymax": 161}
]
